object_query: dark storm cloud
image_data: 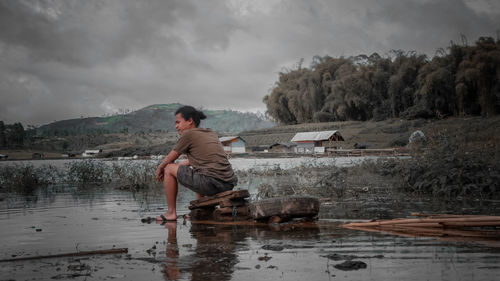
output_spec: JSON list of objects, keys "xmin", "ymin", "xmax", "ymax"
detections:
[
  {"xmin": 0, "ymin": 0, "xmax": 195, "ymax": 66},
  {"xmin": 0, "ymin": 0, "xmax": 499, "ymax": 125}
]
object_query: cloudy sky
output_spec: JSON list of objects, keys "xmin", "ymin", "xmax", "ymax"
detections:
[{"xmin": 1, "ymin": 0, "xmax": 499, "ymax": 126}]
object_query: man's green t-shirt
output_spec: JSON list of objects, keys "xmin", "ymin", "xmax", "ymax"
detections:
[{"xmin": 173, "ymin": 128, "xmax": 236, "ymax": 182}]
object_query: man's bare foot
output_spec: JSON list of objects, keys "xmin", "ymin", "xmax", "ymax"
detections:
[{"xmin": 156, "ymin": 213, "xmax": 177, "ymax": 222}]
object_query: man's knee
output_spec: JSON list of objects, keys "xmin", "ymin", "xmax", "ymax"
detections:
[{"xmin": 164, "ymin": 163, "xmax": 179, "ymax": 177}]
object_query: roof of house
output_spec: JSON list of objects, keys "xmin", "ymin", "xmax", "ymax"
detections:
[
  {"xmin": 219, "ymin": 136, "xmax": 245, "ymax": 143},
  {"xmin": 269, "ymin": 142, "xmax": 296, "ymax": 148},
  {"xmin": 291, "ymin": 130, "xmax": 343, "ymax": 142},
  {"xmin": 238, "ymin": 133, "xmax": 295, "ymax": 147}
]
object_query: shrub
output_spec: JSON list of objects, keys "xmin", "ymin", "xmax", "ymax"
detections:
[
  {"xmin": 66, "ymin": 160, "xmax": 112, "ymax": 184},
  {"xmin": 378, "ymin": 130, "xmax": 500, "ymax": 198},
  {"xmin": 0, "ymin": 164, "xmax": 61, "ymax": 194},
  {"xmin": 111, "ymin": 160, "xmax": 160, "ymax": 189}
]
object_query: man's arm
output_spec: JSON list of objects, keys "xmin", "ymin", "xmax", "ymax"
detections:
[{"xmin": 155, "ymin": 150, "xmax": 180, "ymax": 181}]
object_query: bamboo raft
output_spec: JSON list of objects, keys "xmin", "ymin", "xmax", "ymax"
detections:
[{"xmin": 344, "ymin": 213, "xmax": 500, "ymax": 247}]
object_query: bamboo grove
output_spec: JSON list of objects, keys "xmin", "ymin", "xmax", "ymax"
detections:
[{"xmin": 264, "ymin": 37, "xmax": 500, "ymax": 124}]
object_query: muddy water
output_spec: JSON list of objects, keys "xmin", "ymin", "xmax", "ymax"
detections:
[{"xmin": 1, "ymin": 184, "xmax": 500, "ymax": 281}]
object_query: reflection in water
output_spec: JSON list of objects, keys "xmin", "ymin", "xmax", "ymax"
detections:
[
  {"xmin": 188, "ymin": 224, "xmax": 242, "ymax": 281},
  {"xmin": 163, "ymin": 222, "xmax": 180, "ymax": 280},
  {"xmin": 159, "ymin": 221, "xmax": 321, "ymax": 281}
]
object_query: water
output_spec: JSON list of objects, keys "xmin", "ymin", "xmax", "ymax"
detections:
[{"xmin": 0, "ymin": 158, "xmax": 499, "ymax": 280}]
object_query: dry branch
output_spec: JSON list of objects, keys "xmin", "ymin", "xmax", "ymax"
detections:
[{"xmin": 0, "ymin": 248, "xmax": 128, "ymax": 263}]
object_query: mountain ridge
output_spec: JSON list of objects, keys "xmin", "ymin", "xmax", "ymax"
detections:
[{"xmin": 36, "ymin": 103, "xmax": 273, "ymax": 136}]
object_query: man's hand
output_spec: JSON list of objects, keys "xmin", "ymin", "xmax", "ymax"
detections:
[{"xmin": 155, "ymin": 167, "xmax": 164, "ymax": 182}]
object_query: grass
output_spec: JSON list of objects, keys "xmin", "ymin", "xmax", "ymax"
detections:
[{"xmin": 0, "ymin": 164, "xmax": 62, "ymax": 194}]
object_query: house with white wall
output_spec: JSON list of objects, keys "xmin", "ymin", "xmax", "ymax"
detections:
[
  {"xmin": 219, "ymin": 136, "xmax": 246, "ymax": 154},
  {"xmin": 291, "ymin": 130, "xmax": 344, "ymax": 154}
]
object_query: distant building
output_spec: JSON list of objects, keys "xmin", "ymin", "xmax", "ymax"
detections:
[
  {"xmin": 82, "ymin": 149, "xmax": 102, "ymax": 157},
  {"xmin": 239, "ymin": 133, "xmax": 295, "ymax": 153},
  {"xmin": 219, "ymin": 136, "xmax": 246, "ymax": 154},
  {"xmin": 268, "ymin": 143, "xmax": 296, "ymax": 153},
  {"xmin": 32, "ymin": 153, "xmax": 45, "ymax": 159},
  {"xmin": 291, "ymin": 130, "xmax": 344, "ymax": 154}
]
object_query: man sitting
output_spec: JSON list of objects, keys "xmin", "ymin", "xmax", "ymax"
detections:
[{"xmin": 155, "ymin": 105, "xmax": 238, "ymax": 221}]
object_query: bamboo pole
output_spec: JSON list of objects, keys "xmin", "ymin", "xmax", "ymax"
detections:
[
  {"xmin": 410, "ymin": 213, "xmax": 482, "ymax": 218},
  {"xmin": 0, "ymin": 248, "xmax": 128, "ymax": 263},
  {"xmin": 345, "ymin": 222, "xmax": 500, "ymax": 248},
  {"xmin": 441, "ymin": 221, "xmax": 500, "ymax": 227},
  {"xmin": 347, "ymin": 221, "xmax": 500, "ymax": 228},
  {"xmin": 377, "ymin": 225, "xmax": 500, "ymax": 238},
  {"xmin": 345, "ymin": 216, "xmax": 500, "ymax": 227}
]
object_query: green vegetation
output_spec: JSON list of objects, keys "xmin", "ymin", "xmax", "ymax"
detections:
[
  {"xmin": 375, "ymin": 130, "xmax": 500, "ymax": 198},
  {"xmin": 0, "ymin": 160, "xmax": 162, "ymax": 193},
  {"xmin": 110, "ymin": 160, "xmax": 161, "ymax": 190},
  {"xmin": 0, "ymin": 164, "xmax": 61, "ymax": 194},
  {"xmin": 67, "ymin": 160, "xmax": 112, "ymax": 184},
  {"xmin": 0, "ymin": 121, "xmax": 24, "ymax": 148},
  {"xmin": 264, "ymin": 37, "xmax": 500, "ymax": 124}
]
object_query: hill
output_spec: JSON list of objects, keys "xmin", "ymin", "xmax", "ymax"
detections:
[{"xmin": 35, "ymin": 104, "xmax": 274, "ymax": 136}]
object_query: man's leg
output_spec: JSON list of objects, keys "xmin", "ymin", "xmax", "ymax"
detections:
[{"xmin": 157, "ymin": 163, "xmax": 180, "ymax": 221}]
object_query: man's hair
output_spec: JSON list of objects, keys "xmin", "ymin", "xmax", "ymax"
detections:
[{"xmin": 175, "ymin": 106, "xmax": 207, "ymax": 127}]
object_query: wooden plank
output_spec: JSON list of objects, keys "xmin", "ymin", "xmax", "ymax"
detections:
[
  {"xmin": 195, "ymin": 190, "xmax": 238, "ymax": 203},
  {"xmin": 189, "ymin": 189, "xmax": 250, "ymax": 209}
]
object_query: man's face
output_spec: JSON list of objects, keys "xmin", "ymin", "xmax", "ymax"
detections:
[{"xmin": 175, "ymin": 113, "xmax": 194, "ymax": 135}]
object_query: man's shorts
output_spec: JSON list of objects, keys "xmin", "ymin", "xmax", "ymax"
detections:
[{"xmin": 177, "ymin": 165, "xmax": 237, "ymax": 196}]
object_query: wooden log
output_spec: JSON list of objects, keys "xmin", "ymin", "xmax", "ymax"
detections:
[
  {"xmin": 219, "ymin": 198, "xmax": 248, "ymax": 208},
  {"xmin": 213, "ymin": 207, "xmax": 250, "ymax": 221},
  {"xmin": 0, "ymin": 248, "xmax": 128, "ymax": 263},
  {"xmin": 215, "ymin": 206, "xmax": 249, "ymax": 216},
  {"xmin": 268, "ymin": 216, "xmax": 283, "ymax": 224},
  {"xmin": 213, "ymin": 212, "xmax": 250, "ymax": 222},
  {"xmin": 189, "ymin": 206, "xmax": 216, "ymax": 220},
  {"xmin": 249, "ymin": 196, "xmax": 320, "ymax": 220},
  {"xmin": 213, "ymin": 213, "xmax": 236, "ymax": 222},
  {"xmin": 189, "ymin": 189, "xmax": 250, "ymax": 209}
]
